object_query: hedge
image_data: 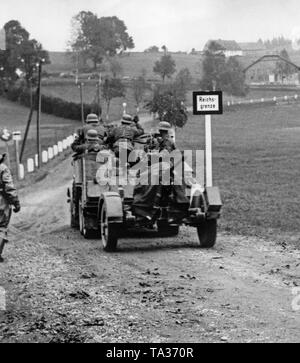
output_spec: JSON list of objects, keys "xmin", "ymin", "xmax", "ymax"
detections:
[{"xmin": 1, "ymin": 85, "xmax": 99, "ymax": 121}]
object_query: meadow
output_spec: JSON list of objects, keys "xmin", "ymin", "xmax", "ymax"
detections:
[
  {"xmin": 176, "ymin": 104, "xmax": 300, "ymax": 245},
  {"xmin": 45, "ymin": 51, "xmax": 203, "ymax": 79},
  {"xmin": 0, "ymin": 97, "xmax": 78, "ymax": 176}
]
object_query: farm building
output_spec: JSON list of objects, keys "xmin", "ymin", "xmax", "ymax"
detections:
[
  {"xmin": 238, "ymin": 42, "xmax": 267, "ymax": 57},
  {"xmin": 244, "ymin": 59, "xmax": 300, "ymax": 85},
  {"xmin": 203, "ymin": 40, "xmax": 243, "ymax": 57}
]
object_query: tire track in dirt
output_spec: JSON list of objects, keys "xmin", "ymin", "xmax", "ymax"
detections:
[{"xmin": 0, "ymin": 149, "xmax": 299, "ymax": 342}]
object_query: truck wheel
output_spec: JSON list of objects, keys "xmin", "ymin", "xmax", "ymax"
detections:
[
  {"xmin": 100, "ymin": 203, "xmax": 119, "ymax": 251},
  {"xmin": 197, "ymin": 219, "xmax": 217, "ymax": 248},
  {"xmin": 157, "ymin": 221, "xmax": 180, "ymax": 237},
  {"xmin": 79, "ymin": 199, "xmax": 94, "ymax": 239}
]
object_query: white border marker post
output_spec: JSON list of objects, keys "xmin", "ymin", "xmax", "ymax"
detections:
[
  {"xmin": 205, "ymin": 115, "xmax": 213, "ymax": 187},
  {"xmin": 192, "ymin": 91, "xmax": 223, "ymax": 188}
]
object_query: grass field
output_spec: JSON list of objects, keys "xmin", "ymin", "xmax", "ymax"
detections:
[
  {"xmin": 176, "ymin": 104, "xmax": 300, "ymax": 245},
  {"xmin": 45, "ymin": 51, "xmax": 203, "ymax": 79},
  {"xmin": 0, "ymin": 97, "xmax": 78, "ymax": 173},
  {"xmin": 46, "ymin": 51, "xmax": 300, "ymax": 80},
  {"xmin": 42, "ymin": 79, "xmax": 153, "ymax": 121}
]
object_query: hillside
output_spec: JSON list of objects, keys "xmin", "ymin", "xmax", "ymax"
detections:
[
  {"xmin": 45, "ymin": 51, "xmax": 300, "ymax": 81},
  {"xmin": 45, "ymin": 51, "xmax": 203, "ymax": 79}
]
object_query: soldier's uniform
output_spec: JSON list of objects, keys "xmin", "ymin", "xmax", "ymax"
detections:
[
  {"xmin": 71, "ymin": 113, "xmax": 107, "ymax": 155},
  {"xmin": 106, "ymin": 114, "xmax": 144, "ymax": 159},
  {"xmin": 0, "ymin": 154, "xmax": 20, "ymax": 262},
  {"xmin": 132, "ymin": 122, "xmax": 189, "ymax": 224}
]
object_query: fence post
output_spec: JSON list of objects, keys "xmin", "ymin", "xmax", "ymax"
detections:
[{"xmin": 27, "ymin": 158, "xmax": 34, "ymax": 173}]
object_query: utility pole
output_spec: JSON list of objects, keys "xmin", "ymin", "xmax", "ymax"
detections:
[
  {"xmin": 79, "ymin": 82, "xmax": 84, "ymax": 125},
  {"xmin": 36, "ymin": 59, "xmax": 43, "ymax": 168},
  {"xmin": 96, "ymin": 72, "xmax": 102, "ymax": 119},
  {"xmin": 20, "ymin": 84, "xmax": 36, "ymax": 163}
]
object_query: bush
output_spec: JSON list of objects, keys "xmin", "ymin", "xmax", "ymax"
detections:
[{"xmin": 1, "ymin": 85, "xmax": 96, "ymax": 121}]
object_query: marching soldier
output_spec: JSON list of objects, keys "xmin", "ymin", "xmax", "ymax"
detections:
[{"xmin": 0, "ymin": 153, "xmax": 21, "ymax": 262}]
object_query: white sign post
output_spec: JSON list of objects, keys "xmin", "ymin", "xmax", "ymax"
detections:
[{"xmin": 193, "ymin": 91, "xmax": 223, "ymax": 188}]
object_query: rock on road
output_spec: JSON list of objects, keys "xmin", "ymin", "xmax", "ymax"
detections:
[{"xmin": 0, "ymin": 156, "xmax": 299, "ymax": 343}]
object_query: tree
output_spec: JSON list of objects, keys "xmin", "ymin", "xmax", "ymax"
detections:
[
  {"xmin": 132, "ymin": 76, "xmax": 148, "ymax": 108},
  {"xmin": 0, "ymin": 20, "xmax": 49, "ymax": 87},
  {"xmin": 220, "ymin": 57, "xmax": 248, "ymax": 96},
  {"xmin": 199, "ymin": 41, "xmax": 248, "ymax": 96},
  {"xmin": 146, "ymin": 84, "xmax": 188, "ymax": 128},
  {"xmin": 173, "ymin": 68, "xmax": 192, "ymax": 99},
  {"xmin": 153, "ymin": 54, "xmax": 176, "ymax": 82},
  {"xmin": 144, "ymin": 45, "xmax": 159, "ymax": 53},
  {"xmin": 275, "ymin": 49, "xmax": 295, "ymax": 82},
  {"xmin": 199, "ymin": 41, "xmax": 226, "ymax": 91},
  {"xmin": 70, "ymin": 11, "xmax": 134, "ymax": 70},
  {"xmin": 109, "ymin": 58, "xmax": 123, "ymax": 78},
  {"xmin": 102, "ymin": 77, "xmax": 125, "ymax": 119}
]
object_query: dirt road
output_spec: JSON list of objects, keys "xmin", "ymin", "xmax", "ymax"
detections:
[{"xmin": 0, "ymin": 157, "xmax": 299, "ymax": 343}]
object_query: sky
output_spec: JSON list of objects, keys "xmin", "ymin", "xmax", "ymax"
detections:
[{"xmin": 1, "ymin": 0, "xmax": 300, "ymax": 52}]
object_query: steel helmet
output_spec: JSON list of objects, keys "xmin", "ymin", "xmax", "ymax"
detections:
[
  {"xmin": 158, "ymin": 121, "xmax": 171, "ymax": 131},
  {"xmin": 121, "ymin": 114, "xmax": 133, "ymax": 125},
  {"xmin": 86, "ymin": 129, "xmax": 99, "ymax": 141},
  {"xmin": 86, "ymin": 113, "xmax": 99, "ymax": 123}
]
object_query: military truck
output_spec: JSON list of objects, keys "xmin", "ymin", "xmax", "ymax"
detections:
[{"xmin": 68, "ymin": 139, "xmax": 222, "ymax": 251}]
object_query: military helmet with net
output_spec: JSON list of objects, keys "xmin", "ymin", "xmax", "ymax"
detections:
[{"xmin": 86, "ymin": 113, "xmax": 99, "ymax": 123}]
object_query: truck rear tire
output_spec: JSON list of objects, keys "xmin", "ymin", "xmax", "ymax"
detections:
[
  {"xmin": 197, "ymin": 219, "xmax": 217, "ymax": 248},
  {"xmin": 79, "ymin": 199, "xmax": 94, "ymax": 239},
  {"xmin": 100, "ymin": 203, "xmax": 119, "ymax": 251}
]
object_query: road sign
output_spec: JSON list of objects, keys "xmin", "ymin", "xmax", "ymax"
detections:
[
  {"xmin": 193, "ymin": 91, "xmax": 223, "ymax": 115},
  {"xmin": 13, "ymin": 131, "xmax": 21, "ymax": 141},
  {"xmin": 0, "ymin": 128, "xmax": 12, "ymax": 142}
]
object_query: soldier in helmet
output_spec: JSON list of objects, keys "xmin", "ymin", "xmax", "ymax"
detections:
[
  {"xmin": 148, "ymin": 121, "xmax": 176, "ymax": 153},
  {"xmin": 132, "ymin": 121, "xmax": 189, "ymax": 226},
  {"xmin": 106, "ymin": 114, "xmax": 144, "ymax": 160},
  {"xmin": 71, "ymin": 113, "xmax": 107, "ymax": 155},
  {"xmin": 132, "ymin": 115, "xmax": 144, "ymax": 133},
  {"xmin": 0, "ymin": 153, "xmax": 21, "ymax": 262}
]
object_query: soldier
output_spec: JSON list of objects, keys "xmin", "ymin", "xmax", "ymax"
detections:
[
  {"xmin": 132, "ymin": 115, "xmax": 144, "ymax": 133},
  {"xmin": 71, "ymin": 113, "xmax": 107, "ymax": 154},
  {"xmin": 0, "ymin": 153, "xmax": 21, "ymax": 262},
  {"xmin": 132, "ymin": 121, "xmax": 188, "ymax": 226},
  {"xmin": 106, "ymin": 114, "xmax": 144, "ymax": 160},
  {"xmin": 72, "ymin": 129, "xmax": 107, "ymax": 159},
  {"xmin": 156, "ymin": 121, "xmax": 176, "ymax": 153}
]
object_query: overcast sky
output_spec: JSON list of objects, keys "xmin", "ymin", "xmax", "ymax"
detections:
[{"xmin": 1, "ymin": 0, "xmax": 300, "ymax": 52}]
